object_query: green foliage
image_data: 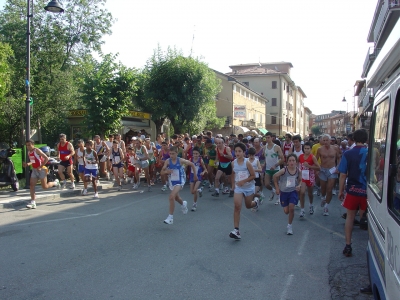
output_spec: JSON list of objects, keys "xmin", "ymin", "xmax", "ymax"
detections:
[
  {"xmin": 0, "ymin": 0, "xmax": 114, "ymax": 144},
  {"xmin": 80, "ymin": 53, "xmax": 139, "ymax": 137},
  {"xmin": 311, "ymin": 124, "xmax": 321, "ymax": 136},
  {"xmin": 137, "ymin": 46, "xmax": 222, "ymax": 134},
  {"xmin": 0, "ymin": 42, "xmax": 13, "ymax": 100}
]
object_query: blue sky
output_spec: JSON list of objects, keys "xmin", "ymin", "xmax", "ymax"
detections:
[{"xmin": 0, "ymin": 0, "xmax": 377, "ymax": 115}]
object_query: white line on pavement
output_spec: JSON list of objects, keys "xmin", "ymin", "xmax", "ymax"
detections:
[
  {"xmin": 280, "ymin": 274, "xmax": 294, "ymax": 300},
  {"xmin": 297, "ymin": 229, "xmax": 309, "ymax": 255}
]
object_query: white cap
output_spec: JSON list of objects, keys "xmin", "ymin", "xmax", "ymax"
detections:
[
  {"xmin": 192, "ymin": 135, "xmax": 197, "ymax": 139},
  {"xmin": 141, "ymin": 135, "xmax": 145, "ymax": 140},
  {"xmin": 131, "ymin": 137, "xmax": 137, "ymax": 140}
]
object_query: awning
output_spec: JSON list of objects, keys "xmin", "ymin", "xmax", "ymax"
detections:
[
  {"xmin": 236, "ymin": 126, "xmax": 250, "ymax": 133},
  {"xmin": 258, "ymin": 128, "xmax": 268, "ymax": 134}
]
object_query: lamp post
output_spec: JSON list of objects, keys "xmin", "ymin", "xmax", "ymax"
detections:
[
  {"xmin": 24, "ymin": 0, "xmax": 64, "ymax": 189},
  {"xmin": 341, "ymin": 90, "xmax": 352, "ymax": 136}
]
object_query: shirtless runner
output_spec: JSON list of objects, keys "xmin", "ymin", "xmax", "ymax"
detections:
[{"xmin": 316, "ymin": 134, "xmax": 341, "ymax": 216}]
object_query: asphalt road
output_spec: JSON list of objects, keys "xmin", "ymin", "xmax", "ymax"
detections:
[{"xmin": 0, "ymin": 183, "xmax": 373, "ymax": 300}]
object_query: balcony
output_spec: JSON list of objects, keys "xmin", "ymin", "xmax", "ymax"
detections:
[
  {"xmin": 242, "ymin": 120, "xmax": 256, "ymax": 128},
  {"xmin": 360, "ymin": 89, "xmax": 374, "ymax": 110},
  {"xmin": 372, "ymin": 0, "xmax": 400, "ymax": 47},
  {"xmin": 361, "ymin": 47, "xmax": 380, "ymax": 78}
]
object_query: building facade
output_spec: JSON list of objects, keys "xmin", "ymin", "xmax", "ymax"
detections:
[
  {"xmin": 213, "ymin": 70, "xmax": 269, "ymax": 136},
  {"xmin": 226, "ymin": 62, "xmax": 307, "ymax": 137}
]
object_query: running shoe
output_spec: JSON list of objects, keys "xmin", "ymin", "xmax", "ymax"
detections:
[
  {"xmin": 342, "ymin": 244, "xmax": 352, "ymax": 257},
  {"xmin": 70, "ymin": 183, "xmax": 75, "ymax": 189},
  {"xmin": 26, "ymin": 201, "xmax": 36, "ymax": 209},
  {"xmin": 202, "ymin": 180, "xmax": 207, "ymax": 186},
  {"xmin": 61, "ymin": 180, "xmax": 67, "ymax": 189},
  {"xmin": 54, "ymin": 179, "xmax": 61, "ymax": 189},
  {"xmin": 274, "ymin": 199, "xmax": 280, "ymax": 205},
  {"xmin": 300, "ymin": 211, "xmax": 305, "ymax": 218},
  {"xmin": 191, "ymin": 203, "xmax": 197, "ymax": 211},
  {"xmin": 197, "ymin": 188, "xmax": 203, "ymax": 198},
  {"xmin": 208, "ymin": 184, "xmax": 214, "ymax": 192},
  {"xmin": 269, "ymin": 192, "xmax": 275, "ymax": 201},
  {"xmin": 287, "ymin": 225, "xmax": 293, "ymax": 235},
  {"xmin": 320, "ymin": 196, "xmax": 326, "ymax": 207},
  {"xmin": 161, "ymin": 185, "xmax": 167, "ymax": 192},
  {"xmin": 251, "ymin": 198, "xmax": 259, "ymax": 212},
  {"xmin": 229, "ymin": 190, "xmax": 234, "ymax": 197},
  {"xmin": 94, "ymin": 192, "xmax": 99, "ymax": 198},
  {"xmin": 317, "ymin": 188, "xmax": 321, "ymax": 196},
  {"xmin": 118, "ymin": 185, "xmax": 122, "ymax": 191},
  {"xmin": 211, "ymin": 191, "xmax": 219, "ymax": 197},
  {"xmin": 136, "ymin": 182, "xmax": 141, "ymax": 189},
  {"xmin": 229, "ymin": 229, "xmax": 241, "ymax": 240},
  {"xmin": 222, "ymin": 187, "xmax": 230, "ymax": 194},
  {"xmin": 309, "ymin": 205, "xmax": 314, "ymax": 215},
  {"xmin": 332, "ymin": 189, "xmax": 337, "ymax": 195},
  {"xmin": 181, "ymin": 201, "xmax": 188, "ymax": 214},
  {"xmin": 259, "ymin": 194, "xmax": 264, "ymax": 205},
  {"xmin": 82, "ymin": 189, "xmax": 88, "ymax": 195},
  {"xmin": 323, "ymin": 208, "xmax": 329, "ymax": 216},
  {"xmin": 164, "ymin": 216, "xmax": 173, "ymax": 225}
]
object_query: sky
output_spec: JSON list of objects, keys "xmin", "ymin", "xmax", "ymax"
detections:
[{"xmin": 0, "ymin": 0, "xmax": 377, "ymax": 115}]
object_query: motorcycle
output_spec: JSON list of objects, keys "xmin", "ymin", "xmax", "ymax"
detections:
[
  {"xmin": 0, "ymin": 142, "xmax": 19, "ymax": 191},
  {"xmin": 45, "ymin": 157, "xmax": 79, "ymax": 184}
]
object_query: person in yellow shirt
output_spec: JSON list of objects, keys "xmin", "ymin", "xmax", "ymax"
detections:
[{"xmin": 311, "ymin": 136, "xmax": 323, "ymax": 196}]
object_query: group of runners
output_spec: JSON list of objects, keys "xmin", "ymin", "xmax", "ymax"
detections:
[{"xmin": 23, "ymin": 129, "xmax": 368, "ymax": 255}]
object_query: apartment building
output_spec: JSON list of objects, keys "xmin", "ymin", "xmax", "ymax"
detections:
[
  {"xmin": 226, "ymin": 62, "xmax": 306, "ymax": 137},
  {"xmin": 213, "ymin": 70, "xmax": 269, "ymax": 136},
  {"xmin": 313, "ymin": 110, "xmax": 346, "ymax": 135},
  {"xmin": 304, "ymin": 107, "xmax": 313, "ymax": 136}
]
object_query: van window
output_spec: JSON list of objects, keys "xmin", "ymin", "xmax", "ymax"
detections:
[
  {"xmin": 388, "ymin": 92, "xmax": 400, "ymax": 220},
  {"xmin": 368, "ymin": 98, "xmax": 390, "ymax": 200}
]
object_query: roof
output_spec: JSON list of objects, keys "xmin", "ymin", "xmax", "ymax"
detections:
[
  {"xmin": 226, "ymin": 66, "xmax": 281, "ymax": 76},
  {"xmin": 297, "ymin": 86, "xmax": 307, "ymax": 98},
  {"xmin": 229, "ymin": 62, "xmax": 294, "ymax": 68}
]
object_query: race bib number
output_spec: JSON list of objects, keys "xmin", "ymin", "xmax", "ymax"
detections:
[
  {"xmin": 236, "ymin": 171, "xmax": 248, "ymax": 182},
  {"xmin": 302, "ymin": 170, "xmax": 309, "ymax": 180},
  {"xmin": 329, "ymin": 167, "xmax": 336, "ymax": 174},
  {"xmin": 170, "ymin": 169, "xmax": 180, "ymax": 181},
  {"xmin": 30, "ymin": 158, "xmax": 36, "ymax": 164},
  {"xmin": 114, "ymin": 156, "xmax": 120, "ymax": 163},
  {"xmin": 285, "ymin": 150, "xmax": 289, "ymax": 156},
  {"xmin": 286, "ymin": 177, "xmax": 296, "ymax": 188}
]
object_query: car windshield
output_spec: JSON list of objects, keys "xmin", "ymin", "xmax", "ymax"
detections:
[{"xmin": 0, "ymin": 142, "xmax": 10, "ymax": 150}]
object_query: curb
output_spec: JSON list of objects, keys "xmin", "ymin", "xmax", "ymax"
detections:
[{"xmin": 0, "ymin": 182, "xmax": 114, "ymax": 209}]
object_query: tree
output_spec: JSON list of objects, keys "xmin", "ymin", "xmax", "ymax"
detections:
[
  {"xmin": 137, "ymin": 46, "xmax": 223, "ymax": 134},
  {"xmin": 80, "ymin": 53, "xmax": 139, "ymax": 136},
  {"xmin": 0, "ymin": 0, "xmax": 114, "ymax": 144},
  {"xmin": 311, "ymin": 124, "xmax": 321, "ymax": 136}
]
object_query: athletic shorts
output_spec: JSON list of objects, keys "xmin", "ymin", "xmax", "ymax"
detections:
[
  {"xmin": 302, "ymin": 179, "xmax": 314, "ymax": 187},
  {"xmin": 265, "ymin": 169, "xmax": 279, "ymax": 177},
  {"xmin": 319, "ymin": 167, "xmax": 338, "ymax": 181},
  {"xmin": 128, "ymin": 165, "xmax": 135, "ymax": 172},
  {"xmin": 135, "ymin": 160, "xmax": 149, "ymax": 169},
  {"xmin": 78, "ymin": 165, "xmax": 85, "ymax": 173},
  {"xmin": 280, "ymin": 190, "xmax": 299, "ymax": 207},
  {"xmin": 234, "ymin": 186, "xmax": 255, "ymax": 196},
  {"xmin": 31, "ymin": 168, "xmax": 47, "ymax": 179},
  {"xmin": 59, "ymin": 160, "xmax": 72, "ymax": 168},
  {"xmin": 217, "ymin": 162, "xmax": 232, "ymax": 175},
  {"xmin": 254, "ymin": 177, "xmax": 261, "ymax": 187},
  {"xmin": 112, "ymin": 163, "xmax": 123, "ymax": 169},
  {"xmin": 209, "ymin": 159, "xmax": 216, "ymax": 168},
  {"xmin": 148, "ymin": 158, "xmax": 156, "ymax": 165},
  {"xmin": 84, "ymin": 168, "xmax": 98, "ymax": 178},
  {"xmin": 342, "ymin": 193, "xmax": 367, "ymax": 211},
  {"xmin": 189, "ymin": 173, "xmax": 202, "ymax": 183}
]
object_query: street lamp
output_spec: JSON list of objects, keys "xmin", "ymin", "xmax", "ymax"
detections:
[
  {"xmin": 341, "ymin": 90, "xmax": 352, "ymax": 136},
  {"xmin": 24, "ymin": 0, "xmax": 64, "ymax": 189}
]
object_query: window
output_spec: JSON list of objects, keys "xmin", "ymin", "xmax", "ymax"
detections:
[
  {"xmin": 388, "ymin": 94, "xmax": 400, "ymax": 220},
  {"xmin": 271, "ymin": 116, "xmax": 277, "ymax": 124},
  {"xmin": 272, "ymin": 81, "xmax": 277, "ymax": 89},
  {"xmin": 272, "ymin": 98, "xmax": 277, "ymax": 106},
  {"xmin": 283, "ymin": 83, "xmax": 286, "ymax": 90},
  {"xmin": 368, "ymin": 98, "xmax": 390, "ymax": 201}
]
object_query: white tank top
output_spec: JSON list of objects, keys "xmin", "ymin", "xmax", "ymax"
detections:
[
  {"xmin": 77, "ymin": 148, "xmax": 85, "ymax": 165},
  {"xmin": 85, "ymin": 150, "xmax": 98, "ymax": 170},
  {"xmin": 264, "ymin": 144, "xmax": 280, "ymax": 170},
  {"xmin": 249, "ymin": 157, "xmax": 260, "ymax": 178},
  {"xmin": 292, "ymin": 147, "xmax": 304, "ymax": 158}
]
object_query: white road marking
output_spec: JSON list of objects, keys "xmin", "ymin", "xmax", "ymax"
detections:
[
  {"xmin": 280, "ymin": 274, "xmax": 294, "ymax": 300},
  {"xmin": 297, "ymin": 229, "xmax": 309, "ymax": 255}
]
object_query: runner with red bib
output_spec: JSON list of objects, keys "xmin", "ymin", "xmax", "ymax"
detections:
[
  {"xmin": 57, "ymin": 133, "xmax": 75, "ymax": 189},
  {"xmin": 24, "ymin": 139, "xmax": 60, "ymax": 209},
  {"xmin": 299, "ymin": 142, "xmax": 320, "ymax": 216},
  {"xmin": 212, "ymin": 137, "xmax": 233, "ymax": 197},
  {"xmin": 281, "ymin": 134, "xmax": 293, "ymax": 164}
]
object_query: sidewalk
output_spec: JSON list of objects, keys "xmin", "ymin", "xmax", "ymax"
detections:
[{"xmin": 0, "ymin": 181, "xmax": 114, "ymax": 209}]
